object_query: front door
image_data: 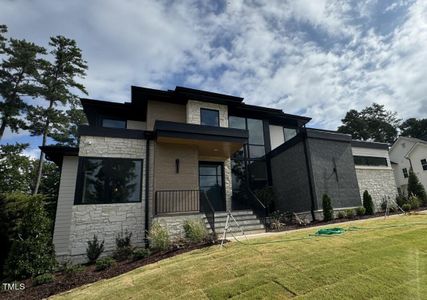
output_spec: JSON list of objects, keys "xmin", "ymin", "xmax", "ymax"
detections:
[{"xmin": 199, "ymin": 162, "xmax": 225, "ymax": 211}]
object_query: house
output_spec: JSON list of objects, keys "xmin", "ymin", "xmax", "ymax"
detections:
[
  {"xmin": 389, "ymin": 136, "xmax": 427, "ymax": 195},
  {"xmin": 41, "ymin": 85, "xmax": 395, "ymax": 263}
]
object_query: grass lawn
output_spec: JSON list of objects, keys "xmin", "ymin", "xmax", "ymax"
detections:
[{"xmin": 54, "ymin": 214, "xmax": 427, "ymax": 299}]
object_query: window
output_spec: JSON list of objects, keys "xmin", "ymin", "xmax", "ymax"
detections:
[
  {"xmin": 353, "ymin": 156, "xmax": 388, "ymax": 167},
  {"xmin": 200, "ymin": 108, "xmax": 219, "ymax": 127},
  {"xmin": 402, "ymin": 168, "xmax": 409, "ymax": 178},
  {"xmin": 421, "ymin": 159, "xmax": 427, "ymax": 171},
  {"xmin": 229, "ymin": 116, "xmax": 245, "ymax": 129},
  {"xmin": 102, "ymin": 118, "xmax": 126, "ymax": 129},
  {"xmin": 75, "ymin": 157, "xmax": 142, "ymax": 204},
  {"xmin": 284, "ymin": 127, "xmax": 297, "ymax": 141}
]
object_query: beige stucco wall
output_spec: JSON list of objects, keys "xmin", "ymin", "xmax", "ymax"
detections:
[
  {"xmin": 146, "ymin": 100, "xmax": 186, "ymax": 130},
  {"xmin": 186, "ymin": 100, "xmax": 228, "ymax": 127}
]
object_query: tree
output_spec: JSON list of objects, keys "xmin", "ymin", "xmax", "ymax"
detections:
[
  {"xmin": 29, "ymin": 36, "xmax": 87, "ymax": 194},
  {"xmin": 337, "ymin": 103, "xmax": 400, "ymax": 143},
  {"xmin": 322, "ymin": 194, "xmax": 333, "ymax": 221},
  {"xmin": 362, "ymin": 190, "xmax": 374, "ymax": 215},
  {"xmin": 407, "ymin": 170, "xmax": 427, "ymax": 206},
  {"xmin": 399, "ymin": 118, "xmax": 427, "ymax": 140},
  {"xmin": 49, "ymin": 106, "xmax": 87, "ymax": 146},
  {"xmin": 0, "ymin": 25, "xmax": 46, "ymax": 139},
  {"xmin": 0, "ymin": 143, "xmax": 34, "ymax": 194}
]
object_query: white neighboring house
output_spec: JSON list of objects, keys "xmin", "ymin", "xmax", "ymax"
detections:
[{"xmin": 389, "ymin": 136, "xmax": 427, "ymax": 195}]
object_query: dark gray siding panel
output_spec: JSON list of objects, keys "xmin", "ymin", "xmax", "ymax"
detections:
[
  {"xmin": 270, "ymin": 141, "xmax": 313, "ymax": 213},
  {"xmin": 307, "ymin": 138, "xmax": 361, "ymax": 209}
]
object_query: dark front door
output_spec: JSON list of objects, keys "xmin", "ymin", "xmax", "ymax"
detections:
[{"xmin": 199, "ymin": 162, "xmax": 225, "ymax": 211}]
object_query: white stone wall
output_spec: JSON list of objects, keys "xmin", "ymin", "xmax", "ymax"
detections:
[
  {"xmin": 66, "ymin": 136, "xmax": 147, "ymax": 262},
  {"xmin": 153, "ymin": 213, "xmax": 205, "ymax": 240},
  {"xmin": 186, "ymin": 100, "xmax": 229, "ymax": 127},
  {"xmin": 355, "ymin": 168, "xmax": 398, "ymax": 211},
  {"xmin": 224, "ymin": 158, "xmax": 232, "ymax": 211}
]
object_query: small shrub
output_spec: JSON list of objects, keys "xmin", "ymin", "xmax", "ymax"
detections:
[
  {"xmin": 148, "ymin": 222, "xmax": 170, "ymax": 251},
  {"xmin": 113, "ymin": 230, "xmax": 133, "ymax": 261},
  {"xmin": 254, "ymin": 186, "xmax": 276, "ymax": 212},
  {"xmin": 33, "ymin": 273, "xmax": 54, "ymax": 286},
  {"xmin": 409, "ymin": 196, "xmax": 421, "ymax": 210},
  {"xmin": 86, "ymin": 235, "xmax": 104, "ymax": 264},
  {"xmin": 95, "ymin": 257, "xmax": 115, "ymax": 271},
  {"xmin": 408, "ymin": 170, "xmax": 427, "ymax": 205},
  {"xmin": 132, "ymin": 248, "xmax": 151, "ymax": 261},
  {"xmin": 402, "ymin": 203, "xmax": 411, "ymax": 212},
  {"xmin": 363, "ymin": 190, "xmax": 374, "ymax": 215},
  {"xmin": 61, "ymin": 261, "xmax": 84, "ymax": 278},
  {"xmin": 322, "ymin": 194, "xmax": 333, "ymax": 221},
  {"xmin": 355, "ymin": 207, "xmax": 366, "ymax": 216},
  {"xmin": 337, "ymin": 211, "xmax": 345, "ymax": 219},
  {"xmin": 183, "ymin": 220, "xmax": 209, "ymax": 244},
  {"xmin": 396, "ymin": 194, "xmax": 407, "ymax": 207},
  {"xmin": 345, "ymin": 209, "xmax": 355, "ymax": 219}
]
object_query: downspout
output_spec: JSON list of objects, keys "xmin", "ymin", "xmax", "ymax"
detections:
[
  {"xmin": 302, "ymin": 127, "xmax": 317, "ymax": 221},
  {"xmin": 144, "ymin": 137, "xmax": 151, "ymax": 247}
]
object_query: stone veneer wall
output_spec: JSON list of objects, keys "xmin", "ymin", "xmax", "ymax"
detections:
[
  {"xmin": 67, "ymin": 136, "xmax": 147, "ymax": 262},
  {"xmin": 153, "ymin": 213, "xmax": 205, "ymax": 240},
  {"xmin": 186, "ymin": 100, "xmax": 229, "ymax": 127},
  {"xmin": 355, "ymin": 168, "xmax": 398, "ymax": 211}
]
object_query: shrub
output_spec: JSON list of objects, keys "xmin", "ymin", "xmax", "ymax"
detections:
[
  {"xmin": 322, "ymin": 194, "xmax": 333, "ymax": 221},
  {"xmin": 337, "ymin": 211, "xmax": 345, "ymax": 219},
  {"xmin": 4, "ymin": 196, "xmax": 56, "ymax": 279},
  {"xmin": 254, "ymin": 186, "xmax": 276, "ymax": 212},
  {"xmin": 86, "ymin": 235, "xmax": 104, "ymax": 264},
  {"xmin": 113, "ymin": 230, "xmax": 133, "ymax": 261},
  {"xmin": 95, "ymin": 257, "xmax": 115, "ymax": 271},
  {"xmin": 363, "ymin": 190, "xmax": 374, "ymax": 215},
  {"xmin": 183, "ymin": 220, "xmax": 209, "ymax": 244},
  {"xmin": 132, "ymin": 248, "xmax": 151, "ymax": 261},
  {"xmin": 409, "ymin": 196, "xmax": 421, "ymax": 210},
  {"xmin": 33, "ymin": 273, "xmax": 54, "ymax": 286},
  {"xmin": 148, "ymin": 222, "xmax": 170, "ymax": 251},
  {"xmin": 396, "ymin": 194, "xmax": 408, "ymax": 208},
  {"xmin": 356, "ymin": 207, "xmax": 366, "ymax": 216},
  {"xmin": 402, "ymin": 203, "xmax": 411, "ymax": 212},
  {"xmin": 345, "ymin": 209, "xmax": 355, "ymax": 219},
  {"xmin": 61, "ymin": 261, "xmax": 84, "ymax": 279},
  {"xmin": 408, "ymin": 170, "xmax": 427, "ymax": 205}
]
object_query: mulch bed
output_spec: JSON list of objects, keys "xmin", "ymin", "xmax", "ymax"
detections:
[
  {"xmin": 266, "ymin": 207, "xmax": 427, "ymax": 233},
  {"xmin": 0, "ymin": 241, "xmax": 222, "ymax": 300}
]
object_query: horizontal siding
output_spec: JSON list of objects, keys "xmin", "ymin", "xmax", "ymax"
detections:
[{"xmin": 53, "ymin": 156, "xmax": 78, "ymax": 254}]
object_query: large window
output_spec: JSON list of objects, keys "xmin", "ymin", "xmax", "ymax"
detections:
[
  {"xmin": 354, "ymin": 156, "xmax": 388, "ymax": 167},
  {"xmin": 421, "ymin": 159, "xmax": 427, "ymax": 171},
  {"xmin": 75, "ymin": 157, "xmax": 142, "ymax": 204},
  {"xmin": 102, "ymin": 118, "xmax": 126, "ymax": 129},
  {"xmin": 200, "ymin": 108, "xmax": 219, "ymax": 127},
  {"xmin": 284, "ymin": 127, "xmax": 297, "ymax": 141}
]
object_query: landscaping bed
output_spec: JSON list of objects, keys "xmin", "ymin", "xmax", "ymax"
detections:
[{"xmin": 0, "ymin": 241, "xmax": 221, "ymax": 300}]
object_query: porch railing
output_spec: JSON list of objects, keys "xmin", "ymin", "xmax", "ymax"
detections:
[
  {"xmin": 155, "ymin": 190, "xmax": 200, "ymax": 215},
  {"xmin": 245, "ymin": 185, "xmax": 267, "ymax": 224}
]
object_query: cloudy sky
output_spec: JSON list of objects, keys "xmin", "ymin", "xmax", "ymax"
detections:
[{"xmin": 1, "ymin": 0, "xmax": 427, "ymax": 156}]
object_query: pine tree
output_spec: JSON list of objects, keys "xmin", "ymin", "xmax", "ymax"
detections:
[
  {"xmin": 0, "ymin": 25, "xmax": 46, "ymax": 139},
  {"xmin": 322, "ymin": 194, "xmax": 333, "ymax": 221},
  {"xmin": 363, "ymin": 190, "xmax": 374, "ymax": 215},
  {"xmin": 408, "ymin": 170, "xmax": 427, "ymax": 206},
  {"xmin": 29, "ymin": 36, "xmax": 87, "ymax": 194}
]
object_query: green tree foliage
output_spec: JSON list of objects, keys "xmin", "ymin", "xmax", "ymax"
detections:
[
  {"xmin": 322, "ymin": 194, "xmax": 333, "ymax": 221},
  {"xmin": 399, "ymin": 118, "xmax": 427, "ymax": 140},
  {"xmin": 363, "ymin": 190, "xmax": 374, "ymax": 215},
  {"xmin": 28, "ymin": 35, "xmax": 87, "ymax": 194},
  {"xmin": 0, "ymin": 25, "xmax": 46, "ymax": 139},
  {"xmin": 4, "ymin": 195, "xmax": 56, "ymax": 279},
  {"xmin": 49, "ymin": 106, "xmax": 87, "ymax": 147},
  {"xmin": 337, "ymin": 103, "xmax": 400, "ymax": 143},
  {"xmin": 407, "ymin": 170, "xmax": 427, "ymax": 205}
]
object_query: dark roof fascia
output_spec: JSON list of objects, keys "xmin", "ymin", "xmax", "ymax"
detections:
[
  {"xmin": 351, "ymin": 140, "xmax": 390, "ymax": 150},
  {"xmin": 305, "ymin": 128, "xmax": 351, "ymax": 143},
  {"xmin": 131, "ymin": 86, "xmax": 181, "ymax": 104},
  {"xmin": 175, "ymin": 86, "xmax": 244, "ymax": 104},
  {"xmin": 40, "ymin": 145, "xmax": 79, "ymax": 166},
  {"xmin": 79, "ymin": 125, "xmax": 154, "ymax": 140},
  {"xmin": 154, "ymin": 120, "xmax": 248, "ymax": 144}
]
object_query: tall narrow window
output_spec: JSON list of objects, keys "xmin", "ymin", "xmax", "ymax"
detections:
[
  {"xmin": 402, "ymin": 168, "xmax": 408, "ymax": 178},
  {"xmin": 421, "ymin": 159, "xmax": 427, "ymax": 171},
  {"xmin": 200, "ymin": 108, "xmax": 219, "ymax": 127},
  {"xmin": 76, "ymin": 157, "xmax": 142, "ymax": 204}
]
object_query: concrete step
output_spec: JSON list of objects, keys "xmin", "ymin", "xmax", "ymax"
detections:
[
  {"xmin": 212, "ymin": 210, "xmax": 254, "ymax": 217},
  {"xmin": 215, "ymin": 223, "xmax": 265, "ymax": 232},
  {"xmin": 202, "ymin": 215, "xmax": 260, "ymax": 223},
  {"xmin": 210, "ymin": 219, "xmax": 263, "ymax": 227}
]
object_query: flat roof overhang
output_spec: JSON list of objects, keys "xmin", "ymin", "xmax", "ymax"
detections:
[
  {"xmin": 154, "ymin": 120, "xmax": 248, "ymax": 157},
  {"xmin": 40, "ymin": 145, "xmax": 79, "ymax": 167}
]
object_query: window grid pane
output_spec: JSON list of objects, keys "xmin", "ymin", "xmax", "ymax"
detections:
[{"xmin": 201, "ymin": 109, "xmax": 219, "ymax": 127}]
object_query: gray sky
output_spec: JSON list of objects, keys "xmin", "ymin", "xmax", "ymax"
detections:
[{"xmin": 1, "ymin": 0, "xmax": 427, "ymax": 156}]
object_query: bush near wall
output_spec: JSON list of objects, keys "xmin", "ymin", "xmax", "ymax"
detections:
[
  {"xmin": 408, "ymin": 170, "xmax": 427, "ymax": 205},
  {"xmin": 148, "ymin": 222, "xmax": 170, "ymax": 251},
  {"xmin": 363, "ymin": 190, "xmax": 374, "ymax": 215},
  {"xmin": 322, "ymin": 194, "xmax": 333, "ymax": 222}
]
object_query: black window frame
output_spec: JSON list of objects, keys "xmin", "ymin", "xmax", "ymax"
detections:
[
  {"xmin": 200, "ymin": 108, "xmax": 220, "ymax": 127},
  {"xmin": 353, "ymin": 155, "xmax": 388, "ymax": 167},
  {"xmin": 101, "ymin": 117, "xmax": 127, "ymax": 129},
  {"xmin": 402, "ymin": 168, "xmax": 409, "ymax": 178},
  {"xmin": 421, "ymin": 159, "xmax": 427, "ymax": 171},
  {"xmin": 74, "ymin": 157, "xmax": 143, "ymax": 205}
]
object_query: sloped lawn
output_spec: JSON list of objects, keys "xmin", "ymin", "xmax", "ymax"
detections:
[{"xmin": 54, "ymin": 214, "xmax": 427, "ymax": 299}]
